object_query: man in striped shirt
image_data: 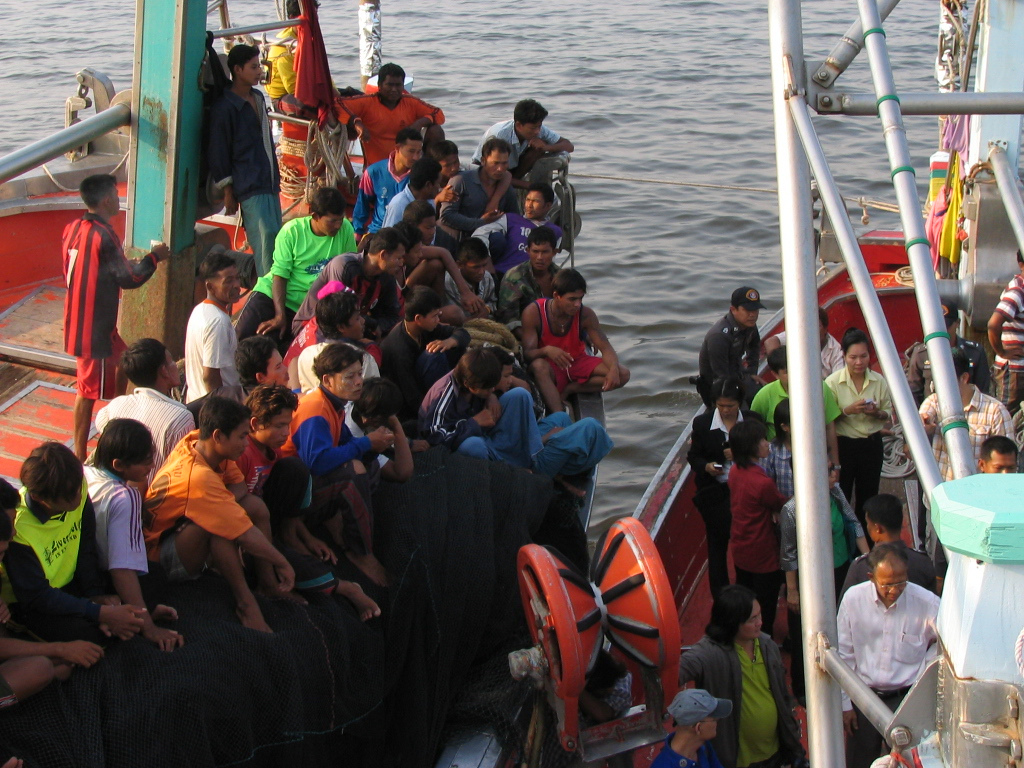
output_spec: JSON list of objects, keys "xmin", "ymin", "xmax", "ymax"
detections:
[
  {"xmin": 62, "ymin": 174, "xmax": 171, "ymax": 460},
  {"xmin": 987, "ymin": 250, "xmax": 1024, "ymax": 416}
]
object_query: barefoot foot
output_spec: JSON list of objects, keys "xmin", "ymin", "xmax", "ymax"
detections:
[
  {"xmin": 152, "ymin": 604, "xmax": 178, "ymax": 622},
  {"xmin": 555, "ymin": 475, "xmax": 587, "ymax": 498},
  {"xmin": 346, "ymin": 551, "xmax": 390, "ymax": 587},
  {"xmin": 335, "ymin": 581, "xmax": 381, "ymax": 621},
  {"xmin": 236, "ymin": 602, "xmax": 272, "ymax": 633}
]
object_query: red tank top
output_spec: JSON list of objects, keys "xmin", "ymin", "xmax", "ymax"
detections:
[{"xmin": 537, "ymin": 298, "xmax": 586, "ymax": 359}]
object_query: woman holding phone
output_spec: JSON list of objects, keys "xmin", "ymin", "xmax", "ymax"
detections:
[{"xmin": 825, "ymin": 328, "xmax": 892, "ymax": 532}]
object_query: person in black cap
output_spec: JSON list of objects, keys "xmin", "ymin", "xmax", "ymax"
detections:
[
  {"xmin": 697, "ymin": 287, "xmax": 766, "ymax": 408},
  {"xmin": 905, "ymin": 300, "xmax": 989, "ymax": 406},
  {"xmin": 650, "ymin": 689, "xmax": 732, "ymax": 768}
]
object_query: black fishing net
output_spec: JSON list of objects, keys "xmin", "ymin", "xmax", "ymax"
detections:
[{"xmin": 0, "ymin": 448, "xmax": 588, "ymax": 768}]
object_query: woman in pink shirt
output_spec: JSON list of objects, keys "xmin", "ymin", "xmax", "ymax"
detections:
[{"xmin": 727, "ymin": 419, "xmax": 788, "ymax": 637}]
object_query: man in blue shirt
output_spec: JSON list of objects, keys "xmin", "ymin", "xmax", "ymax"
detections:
[
  {"xmin": 651, "ymin": 689, "xmax": 732, "ymax": 768},
  {"xmin": 352, "ymin": 127, "xmax": 421, "ymax": 239},
  {"xmin": 472, "ymin": 99, "xmax": 574, "ymax": 188}
]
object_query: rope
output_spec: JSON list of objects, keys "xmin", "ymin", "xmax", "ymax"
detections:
[
  {"xmin": 42, "ymin": 150, "xmax": 130, "ymax": 193},
  {"xmin": 1015, "ymin": 625, "xmax": 1024, "ymax": 677},
  {"xmin": 882, "ymin": 424, "xmax": 915, "ymax": 479},
  {"xmin": 568, "ymin": 172, "xmax": 900, "ymax": 213}
]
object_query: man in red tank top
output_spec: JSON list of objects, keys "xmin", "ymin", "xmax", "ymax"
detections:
[{"xmin": 520, "ymin": 268, "xmax": 630, "ymax": 414}]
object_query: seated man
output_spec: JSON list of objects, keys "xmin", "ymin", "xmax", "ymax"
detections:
[
  {"xmin": 144, "ymin": 397, "xmax": 296, "ymax": 633},
  {"xmin": 85, "ymin": 419, "xmax": 183, "ymax": 650},
  {"xmin": 235, "ymin": 334, "xmax": 290, "ymax": 395},
  {"xmin": 381, "ymin": 286, "xmax": 471, "ymax": 423},
  {"xmin": 472, "ymin": 99, "xmax": 574, "ymax": 188},
  {"xmin": 439, "ymin": 137, "xmax": 520, "ymax": 243},
  {"xmin": 234, "ymin": 186, "xmax": 357, "ymax": 341},
  {"xmin": 750, "ymin": 345, "xmax": 840, "ymax": 465},
  {"xmin": 4, "ymin": 444, "xmax": 145, "ymax": 644},
  {"xmin": 282, "ymin": 343, "xmax": 395, "ymax": 585},
  {"xmin": 444, "ymin": 239, "xmax": 496, "ymax": 319},
  {"xmin": 0, "ymin": 487, "xmax": 104, "ymax": 708},
  {"xmin": 763, "ymin": 306, "xmax": 844, "ymax": 380},
  {"xmin": 392, "ymin": 221, "xmax": 485, "ymax": 324},
  {"xmin": 497, "ymin": 226, "xmax": 560, "ymax": 334},
  {"xmin": 351, "ymin": 127, "xmax": 421, "ymax": 240},
  {"xmin": 472, "ymin": 181, "xmax": 563, "ymax": 276},
  {"xmin": 185, "ymin": 252, "xmax": 243, "ymax": 403},
  {"xmin": 346, "ymin": 377, "xmax": 416, "ymax": 482},
  {"xmin": 290, "ymin": 228, "xmax": 405, "ymax": 338},
  {"xmin": 95, "ymin": 337, "xmax": 194, "ymax": 484},
  {"xmin": 403, "ymin": 198, "xmax": 459, "ymax": 255},
  {"xmin": 429, "ymin": 140, "xmax": 462, "ymax": 204},
  {"xmin": 291, "ymin": 290, "xmax": 381, "ymax": 392},
  {"xmin": 337, "ymin": 61, "xmax": 445, "ymax": 168},
  {"xmin": 521, "ymin": 268, "xmax": 630, "ymax": 414},
  {"xmin": 419, "ymin": 348, "xmax": 612, "ymax": 478},
  {"xmin": 382, "ymin": 156, "xmax": 441, "ymax": 228},
  {"xmin": 239, "ymin": 385, "xmax": 380, "ymax": 620}
]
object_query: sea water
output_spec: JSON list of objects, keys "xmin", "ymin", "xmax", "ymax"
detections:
[{"xmin": 1, "ymin": 0, "xmax": 942, "ymax": 534}]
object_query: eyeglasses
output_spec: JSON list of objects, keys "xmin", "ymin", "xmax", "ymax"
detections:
[{"xmin": 876, "ymin": 580, "xmax": 908, "ymax": 592}]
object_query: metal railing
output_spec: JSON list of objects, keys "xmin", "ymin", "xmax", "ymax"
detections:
[
  {"xmin": 989, "ymin": 144, "xmax": 1024, "ymax": 258},
  {"xmin": 0, "ymin": 104, "xmax": 130, "ymax": 186}
]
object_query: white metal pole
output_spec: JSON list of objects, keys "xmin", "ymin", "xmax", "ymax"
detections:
[
  {"xmin": 857, "ymin": 0, "xmax": 975, "ymax": 481},
  {"xmin": 788, "ymin": 96, "xmax": 944, "ymax": 493},
  {"xmin": 989, "ymin": 144, "xmax": 1024, "ymax": 258},
  {"xmin": 768, "ymin": 1, "xmax": 846, "ymax": 764}
]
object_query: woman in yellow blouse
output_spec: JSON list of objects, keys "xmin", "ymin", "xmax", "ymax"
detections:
[{"xmin": 825, "ymin": 328, "xmax": 892, "ymax": 531}]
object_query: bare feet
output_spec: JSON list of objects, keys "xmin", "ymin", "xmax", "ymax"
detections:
[
  {"xmin": 335, "ymin": 581, "xmax": 381, "ymax": 621},
  {"xmin": 152, "ymin": 604, "xmax": 178, "ymax": 623},
  {"xmin": 555, "ymin": 475, "xmax": 587, "ymax": 498},
  {"xmin": 346, "ymin": 551, "xmax": 389, "ymax": 587},
  {"xmin": 236, "ymin": 601, "xmax": 272, "ymax": 633}
]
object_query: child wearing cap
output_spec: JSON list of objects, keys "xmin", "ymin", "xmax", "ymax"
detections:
[{"xmin": 651, "ymin": 688, "xmax": 732, "ymax": 768}]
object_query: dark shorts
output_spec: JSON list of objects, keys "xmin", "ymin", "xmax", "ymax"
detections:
[
  {"xmin": 548, "ymin": 353, "xmax": 603, "ymax": 393},
  {"xmin": 76, "ymin": 331, "xmax": 126, "ymax": 400},
  {"xmin": 279, "ymin": 545, "xmax": 337, "ymax": 595}
]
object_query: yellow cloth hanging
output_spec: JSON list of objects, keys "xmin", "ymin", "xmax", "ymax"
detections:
[{"xmin": 939, "ymin": 153, "xmax": 963, "ymax": 266}]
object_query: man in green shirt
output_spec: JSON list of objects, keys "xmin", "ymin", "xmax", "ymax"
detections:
[
  {"xmin": 750, "ymin": 345, "xmax": 841, "ymax": 466},
  {"xmin": 236, "ymin": 187, "xmax": 357, "ymax": 343}
]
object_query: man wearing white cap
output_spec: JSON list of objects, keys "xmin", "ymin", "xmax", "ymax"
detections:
[{"xmin": 651, "ymin": 689, "xmax": 732, "ymax": 768}]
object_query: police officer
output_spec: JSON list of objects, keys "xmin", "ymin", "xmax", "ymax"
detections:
[
  {"xmin": 905, "ymin": 301, "xmax": 989, "ymax": 406},
  {"xmin": 696, "ymin": 287, "xmax": 766, "ymax": 408}
]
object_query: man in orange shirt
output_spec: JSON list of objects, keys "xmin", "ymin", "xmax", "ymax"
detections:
[
  {"xmin": 338, "ymin": 62, "xmax": 445, "ymax": 167},
  {"xmin": 143, "ymin": 396, "xmax": 295, "ymax": 633}
]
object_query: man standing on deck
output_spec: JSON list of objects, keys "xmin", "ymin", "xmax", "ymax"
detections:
[
  {"xmin": 838, "ymin": 544, "xmax": 939, "ymax": 768},
  {"xmin": 987, "ymin": 251, "xmax": 1024, "ymax": 417},
  {"xmin": 208, "ymin": 44, "xmax": 282, "ymax": 278},
  {"xmin": 907, "ymin": 301, "xmax": 989, "ymax": 405},
  {"xmin": 62, "ymin": 174, "xmax": 171, "ymax": 461},
  {"xmin": 337, "ymin": 62, "xmax": 446, "ymax": 168},
  {"xmin": 697, "ymin": 287, "xmax": 766, "ymax": 408},
  {"xmin": 472, "ymin": 99, "xmax": 575, "ymax": 189}
]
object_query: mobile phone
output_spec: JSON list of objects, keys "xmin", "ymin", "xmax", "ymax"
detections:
[
  {"xmin": 721, "ymin": 441, "xmax": 730, "ymax": 449},
  {"xmin": 864, "ymin": 398, "xmax": 875, "ymax": 406},
  {"xmin": 713, "ymin": 463, "xmax": 724, "ymax": 471}
]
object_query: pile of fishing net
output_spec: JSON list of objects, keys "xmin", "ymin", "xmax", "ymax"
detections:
[{"xmin": 0, "ymin": 448, "xmax": 588, "ymax": 768}]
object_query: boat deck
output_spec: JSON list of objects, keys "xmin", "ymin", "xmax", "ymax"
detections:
[{"xmin": 0, "ymin": 280, "xmax": 74, "ymax": 374}]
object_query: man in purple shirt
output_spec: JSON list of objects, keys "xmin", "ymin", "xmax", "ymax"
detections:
[{"xmin": 471, "ymin": 181, "xmax": 563, "ymax": 274}]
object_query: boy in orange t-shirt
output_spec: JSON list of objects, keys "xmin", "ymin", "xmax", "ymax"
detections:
[{"xmin": 143, "ymin": 396, "xmax": 295, "ymax": 633}]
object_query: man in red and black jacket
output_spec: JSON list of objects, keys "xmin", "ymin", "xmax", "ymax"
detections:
[{"xmin": 62, "ymin": 174, "xmax": 171, "ymax": 460}]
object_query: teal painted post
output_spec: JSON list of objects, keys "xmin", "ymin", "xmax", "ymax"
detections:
[{"xmin": 121, "ymin": 0, "xmax": 210, "ymax": 357}]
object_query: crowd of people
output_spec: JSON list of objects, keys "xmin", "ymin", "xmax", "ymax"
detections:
[
  {"xmin": 0, "ymin": 53, "xmax": 632, "ymax": 722},
  {"xmin": 687, "ymin": 272, "xmax": 1024, "ymax": 767}
]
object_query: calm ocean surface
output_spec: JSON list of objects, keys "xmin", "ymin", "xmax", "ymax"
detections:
[{"xmin": 1, "ymin": 0, "xmax": 941, "ymax": 533}]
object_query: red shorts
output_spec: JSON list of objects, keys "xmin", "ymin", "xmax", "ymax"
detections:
[
  {"xmin": 548, "ymin": 354, "xmax": 603, "ymax": 393},
  {"xmin": 76, "ymin": 332, "xmax": 126, "ymax": 400}
]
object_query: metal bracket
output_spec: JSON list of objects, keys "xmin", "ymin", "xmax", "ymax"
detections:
[{"xmin": 64, "ymin": 69, "xmax": 117, "ymax": 161}]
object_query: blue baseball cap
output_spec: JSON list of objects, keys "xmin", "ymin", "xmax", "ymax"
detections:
[{"xmin": 667, "ymin": 689, "xmax": 733, "ymax": 726}]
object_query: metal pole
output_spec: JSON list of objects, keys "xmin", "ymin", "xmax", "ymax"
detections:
[
  {"xmin": 819, "ymin": 645, "xmax": 895, "ymax": 736},
  {"xmin": 768, "ymin": 2, "xmax": 846, "ymax": 765},
  {"xmin": 820, "ymin": 90, "xmax": 1024, "ymax": 116},
  {"xmin": 810, "ymin": 0, "xmax": 901, "ymax": 87},
  {"xmin": 857, "ymin": 0, "xmax": 975, "ymax": 481},
  {"xmin": 989, "ymin": 144, "xmax": 1024, "ymax": 258},
  {"xmin": 788, "ymin": 96, "xmax": 944, "ymax": 492},
  {"xmin": 0, "ymin": 104, "xmax": 131, "ymax": 186},
  {"xmin": 211, "ymin": 18, "xmax": 305, "ymax": 38}
]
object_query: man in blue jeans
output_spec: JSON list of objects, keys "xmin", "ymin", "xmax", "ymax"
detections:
[
  {"xmin": 418, "ymin": 347, "xmax": 611, "ymax": 478},
  {"xmin": 208, "ymin": 43, "xmax": 282, "ymax": 277}
]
